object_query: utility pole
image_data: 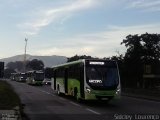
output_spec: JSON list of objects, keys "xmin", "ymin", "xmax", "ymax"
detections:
[{"xmin": 24, "ymin": 38, "xmax": 28, "ymax": 73}]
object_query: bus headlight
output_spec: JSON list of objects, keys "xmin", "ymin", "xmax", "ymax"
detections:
[
  {"xmin": 116, "ymin": 89, "xmax": 121, "ymax": 95},
  {"xmin": 86, "ymin": 87, "xmax": 91, "ymax": 93}
]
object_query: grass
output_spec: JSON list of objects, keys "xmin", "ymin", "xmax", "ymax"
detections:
[{"xmin": 0, "ymin": 80, "xmax": 21, "ymax": 110}]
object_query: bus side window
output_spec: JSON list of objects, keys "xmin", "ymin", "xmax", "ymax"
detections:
[
  {"xmin": 56, "ymin": 68, "xmax": 64, "ymax": 78},
  {"xmin": 68, "ymin": 65, "xmax": 81, "ymax": 81}
]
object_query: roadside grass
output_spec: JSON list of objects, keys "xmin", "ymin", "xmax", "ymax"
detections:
[{"xmin": 0, "ymin": 80, "xmax": 21, "ymax": 110}]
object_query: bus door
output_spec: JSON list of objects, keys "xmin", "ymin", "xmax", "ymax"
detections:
[
  {"xmin": 80, "ymin": 64, "xmax": 85, "ymax": 98},
  {"xmin": 54, "ymin": 70, "xmax": 56, "ymax": 90},
  {"xmin": 64, "ymin": 68, "xmax": 68, "ymax": 93}
]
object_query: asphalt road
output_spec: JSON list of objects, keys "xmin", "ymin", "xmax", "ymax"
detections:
[{"xmin": 7, "ymin": 80, "xmax": 160, "ymax": 120}]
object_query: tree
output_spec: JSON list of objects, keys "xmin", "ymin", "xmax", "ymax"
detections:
[
  {"xmin": 4, "ymin": 69, "xmax": 16, "ymax": 78},
  {"xmin": 6, "ymin": 61, "xmax": 24, "ymax": 72},
  {"xmin": 121, "ymin": 33, "xmax": 160, "ymax": 88},
  {"xmin": 44, "ymin": 67, "xmax": 53, "ymax": 78},
  {"xmin": 141, "ymin": 33, "xmax": 160, "ymax": 61},
  {"xmin": 122, "ymin": 33, "xmax": 160, "ymax": 62},
  {"xmin": 15, "ymin": 61, "xmax": 24, "ymax": 71},
  {"xmin": 67, "ymin": 55, "xmax": 97, "ymax": 62},
  {"xmin": 26, "ymin": 59, "xmax": 44, "ymax": 70},
  {"xmin": 6, "ymin": 62, "xmax": 17, "ymax": 70}
]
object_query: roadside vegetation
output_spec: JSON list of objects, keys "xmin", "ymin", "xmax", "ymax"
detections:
[{"xmin": 0, "ymin": 80, "xmax": 21, "ymax": 109}]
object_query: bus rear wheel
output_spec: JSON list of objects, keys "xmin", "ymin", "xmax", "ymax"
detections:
[{"xmin": 73, "ymin": 88, "xmax": 78, "ymax": 99}]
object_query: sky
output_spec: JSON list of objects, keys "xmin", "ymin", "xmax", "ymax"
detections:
[{"xmin": 0, "ymin": 0, "xmax": 160, "ymax": 59}]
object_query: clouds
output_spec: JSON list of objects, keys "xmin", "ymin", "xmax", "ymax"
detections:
[
  {"xmin": 33, "ymin": 23, "xmax": 160, "ymax": 57},
  {"xmin": 1, "ymin": 0, "xmax": 160, "ymax": 59},
  {"xmin": 18, "ymin": 0, "xmax": 98, "ymax": 36},
  {"xmin": 126, "ymin": 0, "xmax": 160, "ymax": 12},
  {"xmin": 18, "ymin": 0, "xmax": 160, "ymax": 35}
]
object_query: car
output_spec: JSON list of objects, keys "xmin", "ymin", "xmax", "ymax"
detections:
[{"xmin": 43, "ymin": 78, "xmax": 51, "ymax": 85}]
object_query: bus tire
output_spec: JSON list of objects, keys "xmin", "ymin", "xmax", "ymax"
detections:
[
  {"xmin": 73, "ymin": 87, "xmax": 77, "ymax": 98},
  {"xmin": 74, "ymin": 87, "xmax": 82, "ymax": 102}
]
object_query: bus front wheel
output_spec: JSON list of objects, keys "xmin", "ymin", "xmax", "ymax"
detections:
[{"xmin": 73, "ymin": 88, "xmax": 82, "ymax": 102}]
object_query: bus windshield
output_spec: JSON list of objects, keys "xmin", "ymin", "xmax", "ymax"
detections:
[
  {"xmin": 34, "ymin": 73, "xmax": 44, "ymax": 81},
  {"xmin": 86, "ymin": 66, "xmax": 119, "ymax": 90},
  {"xmin": 21, "ymin": 73, "xmax": 27, "ymax": 79}
]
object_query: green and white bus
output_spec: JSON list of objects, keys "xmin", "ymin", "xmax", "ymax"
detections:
[
  {"xmin": 10, "ymin": 73, "xmax": 17, "ymax": 81},
  {"xmin": 15, "ymin": 73, "xmax": 27, "ymax": 82},
  {"xmin": 26, "ymin": 70, "xmax": 44, "ymax": 85},
  {"xmin": 51, "ymin": 59, "xmax": 121, "ymax": 101}
]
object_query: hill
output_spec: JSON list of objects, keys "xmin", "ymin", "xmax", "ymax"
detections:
[{"xmin": 0, "ymin": 54, "xmax": 68, "ymax": 67}]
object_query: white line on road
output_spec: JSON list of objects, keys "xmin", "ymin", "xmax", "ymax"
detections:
[
  {"xmin": 40, "ymin": 90, "xmax": 55, "ymax": 96},
  {"xmin": 58, "ymin": 97, "xmax": 66, "ymax": 101},
  {"xmin": 70, "ymin": 101, "xmax": 81, "ymax": 107},
  {"xmin": 50, "ymin": 94, "xmax": 56, "ymax": 97},
  {"xmin": 86, "ymin": 108, "xmax": 101, "ymax": 115}
]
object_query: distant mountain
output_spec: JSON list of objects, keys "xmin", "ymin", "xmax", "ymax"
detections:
[{"xmin": 0, "ymin": 54, "xmax": 68, "ymax": 67}]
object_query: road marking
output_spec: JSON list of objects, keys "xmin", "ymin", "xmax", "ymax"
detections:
[
  {"xmin": 58, "ymin": 97, "xmax": 66, "ymax": 101},
  {"xmin": 40, "ymin": 90, "xmax": 55, "ymax": 96},
  {"xmin": 70, "ymin": 101, "xmax": 81, "ymax": 107},
  {"xmin": 40, "ymin": 90, "xmax": 50, "ymax": 94},
  {"xmin": 86, "ymin": 108, "xmax": 101, "ymax": 115},
  {"xmin": 50, "ymin": 94, "xmax": 55, "ymax": 97}
]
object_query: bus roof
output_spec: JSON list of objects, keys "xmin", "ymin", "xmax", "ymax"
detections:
[
  {"xmin": 52, "ymin": 59, "xmax": 85, "ymax": 69},
  {"xmin": 27, "ymin": 70, "xmax": 44, "ymax": 73},
  {"xmin": 52, "ymin": 59, "xmax": 116, "ymax": 69}
]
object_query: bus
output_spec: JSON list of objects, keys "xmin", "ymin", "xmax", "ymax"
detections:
[
  {"xmin": 12, "ymin": 73, "xmax": 20, "ymax": 81},
  {"xmin": 51, "ymin": 59, "xmax": 121, "ymax": 101},
  {"xmin": 10, "ymin": 73, "xmax": 17, "ymax": 81},
  {"xmin": 26, "ymin": 70, "xmax": 44, "ymax": 85},
  {"xmin": 15, "ymin": 73, "xmax": 27, "ymax": 82}
]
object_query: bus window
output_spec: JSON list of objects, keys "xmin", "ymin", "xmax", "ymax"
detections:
[{"xmin": 86, "ymin": 66, "xmax": 119, "ymax": 90}]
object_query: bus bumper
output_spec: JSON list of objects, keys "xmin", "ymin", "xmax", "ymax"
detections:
[{"xmin": 84, "ymin": 90, "xmax": 120, "ymax": 100}]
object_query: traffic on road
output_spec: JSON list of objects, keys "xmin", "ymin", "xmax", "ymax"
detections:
[{"xmin": 7, "ymin": 77, "xmax": 160, "ymax": 120}]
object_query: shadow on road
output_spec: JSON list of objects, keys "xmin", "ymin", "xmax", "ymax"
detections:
[{"xmin": 56, "ymin": 94, "xmax": 120, "ymax": 108}]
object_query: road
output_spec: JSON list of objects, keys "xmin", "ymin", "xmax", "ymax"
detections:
[{"xmin": 7, "ymin": 80, "xmax": 160, "ymax": 120}]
